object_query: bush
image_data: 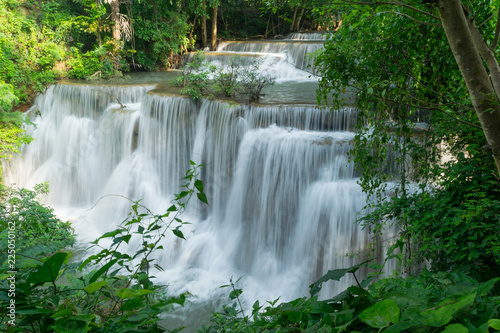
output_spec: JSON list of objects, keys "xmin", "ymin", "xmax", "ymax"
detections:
[
  {"xmin": 131, "ymin": 4, "xmax": 192, "ymax": 70},
  {"xmin": 212, "ymin": 56, "xmax": 245, "ymax": 97},
  {"xmin": 68, "ymin": 46, "xmax": 119, "ymax": 80},
  {"xmin": 174, "ymin": 54, "xmax": 276, "ymax": 103},
  {"xmin": 174, "ymin": 52, "xmax": 215, "ymax": 102},
  {"xmin": 0, "ymin": 183, "xmax": 75, "ymax": 259},
  {"xmin": 239, "ymin": 59, "xmax": 276, "ymax": 103}
]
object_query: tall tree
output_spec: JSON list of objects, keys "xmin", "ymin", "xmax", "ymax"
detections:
[
  {"xmin": 436, "ymin": 0, "xmax": 500, "ymax": 175},
  {"xmin": 210, "ymin": 1, "xmax": 218, "ymax": 50},
  {"xmin": 202, "ymin": 0, "xmax": 208, "ymax": 48},
  {"xmin": 106, "ymin": 0, "xmax": 121, "ymax": 47}
]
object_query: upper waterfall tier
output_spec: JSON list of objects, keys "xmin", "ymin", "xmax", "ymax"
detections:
[
  {"xmin": 216, "ymin": 40, "xmax": 323, "ymax": 75},
  {"xmin": 285, "ymin": 32, "xmax": 330, "ymax": 40}
]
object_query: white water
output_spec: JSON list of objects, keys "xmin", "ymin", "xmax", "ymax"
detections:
[
  {"xmin": 286, "ymin": 32, "xmax": 330, "ymax": 40},
  {"xmin": 5, "ymin": 34, "xmax": 392, "ymax": 330},
  {"xmin": 217, "ymin": 40, "xmax": 323, "ymax": 75}
]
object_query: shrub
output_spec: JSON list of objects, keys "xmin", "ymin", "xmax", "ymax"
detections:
[
  {"xmin": 212, "ymin": 56, "xmax": 245, "ymax": 97},
  {"xmin": 0, "ymin": 183, "xmax": 75, "ymax": 259},
  {"xmin": 174, "ymin": 54, "xmax": 276, "ymax": 103},
  {"xmin": 240, "ymin": 59, "xmax": 276, "ymax": 103},
  {"xmin": 174, "ymin": 52, "xmax": 215, "ymax": 102}
]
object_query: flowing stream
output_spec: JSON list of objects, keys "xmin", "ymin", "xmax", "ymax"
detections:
[{"xmin": 6, "ymin": 32, "xmax": 392, "ymax": 330}]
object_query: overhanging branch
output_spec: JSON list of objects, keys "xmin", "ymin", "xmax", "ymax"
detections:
[
  {"xmin": 375, "ymin": 10, "xmax": 441, "ymax": 27},
  {"xmin": 318, "ymin": 0, "xmax": 440, "ymax": 21},
  {"xmin": 491, "ymin": 4, "xmax": 500, "ymax": 50}
]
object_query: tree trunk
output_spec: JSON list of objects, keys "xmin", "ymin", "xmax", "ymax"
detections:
[
  {"xmin": 437, "ymin": 0, "xmax": 500, "ymax": 175},
  {"xmin": 290, "ymin": 6, "xmax": 298, "ymax": 32},
  {"xmin": 109, "ymin": 0, "xmax": 121, "ymax": 44},
  {"xmin": 210, "ymin": 4, "xmax": 218, "ymax": 51},
  {"xmin": 202, "ymin": 0, "xmax": 207, "ymax": 49},
  {"xmin": 467, "ymin": 20, "xmax": 500, "ymax": 99},
  {"xmin": 295, "ymin": 5, "xmax": 305, "ymax": 31},
  {"xmin": 96, "ymin": 0, "xmax": 102, "ymax": 47}
]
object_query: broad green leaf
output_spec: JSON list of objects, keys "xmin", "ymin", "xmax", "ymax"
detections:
[
  {"xmin": 177, "ymin": 191, "xmax": 189, "ymax": 199},
  {"xmin": 51, "ymin": 309, "xmax": 73, "ymax": 319},
  {"xmin": 27, "ymin": 252, "xmax": 67, "ymax": 284},
  {"xmin": 172, "ymin": 228, "xmax": 185, "ymax": 240},
  {"xmin": 195, "ymin": 179, "xmax": 204, "ymax": 193},
  {"xmin": 359, "ymin": 299, "xmax": 400, "ymax": 329},
  {"xmin": 309, "ymin": 260, "xmax": 372, "ymax": 296},
  {"xmin": 421, "ymin": 293, "xmax": 476, "ymax": 327},
  {"xmin": 98, "ymin": 228, "xmax": 126, "ymax": 239},
  {"xmin": 489, "ymin": 319, "xmax": 500, "ymax": 330},
  {"xmin": 167, "ymin": 204, "xmax": 177, "ymax": 212},
  {"xmin": 229, "ymin": 288, "xmax": 243, "ymax": 299},
  {"xmin": 308, "ymin": 299, "xmax": 334, "ymax": 314},
  {"xmin": 16, "ymin": 308, "xmax": 55, "ymax": 315},
  {"xmin": 83, "ymin": 280, "xmax": 108, "ymax": 294},
  {"xmin": 475, "ymin": 323, "xmax": 490, "ymax": 333},
  {"xmin": 309, "ymin": 268, "xmax": 349, "ymax": 296},
  {"xmin": 383, "ymin": 320, "xmax": 423, "ymax": 333},
  {"xmin": 50, "ymin": 314, "xmax": 94, "ymax": 333},
  {"xmin": 477, "ymin": 278, "xmax": 500, "ymax": 297},
  {"xmin": 442, "ymin": 324, "xmax": 468, "ymax": 333},
  {"xmin": 116, "ymin": 288, "xmax": 154, "ymax": 299},
  {"xmin": 197, "ymin": 192, "xmax": 208, "ymax": 204},
  {"xmin": 88, "ymin": 259, "xmax": 118, "ymax": 284}
]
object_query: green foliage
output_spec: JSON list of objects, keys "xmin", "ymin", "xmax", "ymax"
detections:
[
  {"xmin": 174, "ymin": 53, "xmax": 276, "ymax": 103},
  {"xmin": 201, "ymin": 260, "xmax": 500, "ymax": 333},
  {"xmin": 0, "ymin": 82, "xmax": 18, "ymax": 113},
  {"xmin": 0, "ymin": 81, "xmax": 32, "ymax": 174},
  {"xmin": 0, "ymin": 162, "xmax": 208, "ymax": 332},
  {"xmin": 212, "ymin": 56, "xmax": 245, "ymax": 97},
  {"xmin": 0, "ymin": 0, "xmax": 64, "ymax": 105},
  {"xmin": 378, "ymin": 159, "xmax": 500, "ymax": 274},
  {"xmin": 315, "ymin": 0, "xmax": 500, "ymax": 275},
  {"xmin": 131, "ymin": 2, "xmax": 193, "ymax": 70},
  {"xmin": 239, "ymin": 58, "xmax": 276, "ymax": 103},
  {"xmin": 174, "ymin": 52, "xmax": 216, "ymax": 102},
  {"xmin": 0, "ymin": 183, "xmax": 75, "ymax": 260},
  {"xmin": 68, "ymin": 46, "xmax": 117, "ymax": 80}
]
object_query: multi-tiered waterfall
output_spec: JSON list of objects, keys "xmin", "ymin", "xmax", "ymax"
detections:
[{"xmin": 6, "ymin": 33, "xmax": 387, "ymax": 329}]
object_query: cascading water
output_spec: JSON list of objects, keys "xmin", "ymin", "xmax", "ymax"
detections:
[
  {"xmin": 5, "ymin": 34, "xmax": 389, "ymax": 330},
  {"xmin": 286, "ymin": 32, "xmax": 330, "ymax": 40},
  {"xmin": 216, "ymin": 38, "xmax": 323, "ymax": 75}
]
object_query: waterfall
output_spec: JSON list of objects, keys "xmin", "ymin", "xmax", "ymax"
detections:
[
  {"xmin": 217, "ymin": 40, "xmax": 323, "ymax": 75},
  {"xmin": 5, "ymin": 82, "xmax": 376, "ymax": 302},
  {"xmin": 4, "ymin": 34, "xmax": 391, "ymax": 325},
  {"xmin": 286, "ymin": 32, "xmax": 330, "ymax": 40}
]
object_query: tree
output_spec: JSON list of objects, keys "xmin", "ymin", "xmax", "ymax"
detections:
[
  {"xmin": 315, "ymin": 0, "xmax": 500, "ymax": 273},
  {"xmin": 211, "ymin": 0, "xmax": 218, "ymax": 50},
  {"xmin": 318, "ymin": 0, "xmax": 500, "ymax": 177},
  {"xmin": 202, "ymin": 0, "xmax": 208, "ymax": 48},
  {"xmin": 436, "ymin": 0, "xmax": 500, "ymax": 176}
]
